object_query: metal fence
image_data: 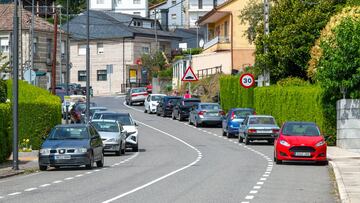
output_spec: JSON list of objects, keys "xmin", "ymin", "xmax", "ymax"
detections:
[{"xmin": 197, "ymin": 66, "xmax": 222, "ymax": 79}]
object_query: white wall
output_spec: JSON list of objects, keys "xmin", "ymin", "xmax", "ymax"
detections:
[{"xmin": 90, "ymin": 0, "xmax": 113, "ymax": 10}]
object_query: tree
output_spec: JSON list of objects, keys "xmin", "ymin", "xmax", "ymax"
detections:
[
  {"xmin": 0, "ymin": 52, "xmax": 10, "ymax": 79},
  {"xmin": 239, "ymin": 0, "xmax": 344, "ymax": 83},
  {"xmin": 238, "ymin": 0, "xmax": 264, "ymax": 44}
]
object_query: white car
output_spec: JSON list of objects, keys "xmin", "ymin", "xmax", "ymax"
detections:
[{"xmin": 144, "ymin": 94, "xmax": 166, "ymax": 114}]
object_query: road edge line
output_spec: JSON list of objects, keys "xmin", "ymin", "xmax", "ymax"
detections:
[{"xmin": 328, "ymin": 160, "xmax": 349, "ymax": 203}]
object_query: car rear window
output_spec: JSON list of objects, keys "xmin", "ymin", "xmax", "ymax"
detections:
[
  {"xmin": 101, "ymin": 114, "xmax": 133, "ymax": 125},
  {"xmin": 92, "ymin": 122, "xmax": 119, "ymax": 132},
  {"xmin": 234, "ymin": 110, "xmax": 254, "ymax": 118},
  {"xmin": 48, "ymin": 127, "xmax": 89, "ymax": 140},
  {"xmin": 282, "ymin": 123, "xmax": 320, "ymax": 136},
  {"xmin": 132, "ymin": 88, "xmax": 146, "ymax": 93},
  {"xmin": 183, "ymin": 100, "xmax": 200, "ymax": 106},
  {"xmin": 151, "ymin": 95, "xmax": 163, "ymax": 101},
  {"xmin": 200, "ymin": 104, "xmax": 220, "ymax": 110},
  {"xmin": 249, "ymin": 117, "xmax": 275, "ymax": 125}
]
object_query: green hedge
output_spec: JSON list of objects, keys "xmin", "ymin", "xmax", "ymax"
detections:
[
  {"xmin": 219, "ymin": 75, "xmax": 254, "ymax": 112},
  {"xmin": 7, "ymin": 80, "xmax": 61, "ymax": 150},
  {"xmin": 0, "ymin": 103, "xmax": 11, "ymax": 162},
  {"xmin": 0, "ymin": 80, "xmax": 6, "ymax": 103}
]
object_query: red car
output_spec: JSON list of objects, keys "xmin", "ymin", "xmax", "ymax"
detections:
[{"xmin": 274, "ymin": 122, "xmax": 327, "ymax": 165}]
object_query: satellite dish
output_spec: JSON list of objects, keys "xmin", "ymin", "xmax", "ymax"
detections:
[{"xmin": 199, "ymin": 39, "xmax": 204, "ymax": 48}]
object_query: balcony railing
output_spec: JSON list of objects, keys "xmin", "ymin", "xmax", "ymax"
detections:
[{"xmin": 203, "ymin": 36, "xmax": 230, "ymax": 50}]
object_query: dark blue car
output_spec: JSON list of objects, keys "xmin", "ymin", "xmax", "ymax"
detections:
[
  {"xmin": 222, "ymin": 108, "xmax": 255, "ymax": 138},
  {"xmin": 38, "ymin": 124, "xmax": 104, "ymax": 170}
]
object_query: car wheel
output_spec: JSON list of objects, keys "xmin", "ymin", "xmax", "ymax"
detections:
[
  {"xmin": 317, "ymin": 160, "xmax": 328, "ymax": 165},
  {"xmin": 132, "ymin": 145, "xmax": 138, "ymax": 152},
  {"xmin": 195, "ymin": 121, "xmax": 201, "ymax": 128},
  {"xmin": 96, "ymin": 154, "xmax": 104, "ymax": 168},
  {"xmin": 274, "ymin": 151, "xmax": 282, "ymax": 164},
  {"xmin": 161, "ymin": 111, "xmax": 166, "ymax": 117},
  {"xmin": 178, "ymin": 113, "xmax": 183, "ymax": 121},
  {"xmin": 239, "ymin": 135, "xmax": 244, "ymax": 143},
  {"xmin": 268, "ymin": 139, "xmax": 274, "ymax": 145},
  {"xmin": 227, "ymin": 131, "xmax": 233, "ymax": 138},
  {"xmin": 54, "ymin": 166, "xmax": 61, "ymax": 169},
  {"xmin": 121, "ymin": 142, "xmax": 126, "ymax": 154},
  {"xmin": 222, "ymin": 130, "xmax": 226, "ymax": 136},
  {"xmin": 144, "ymin": 108, "xmax": 147, "ymax": 113},
  {"xmin": 244, "ymin": 135, "xmax": 250, "ymax": 145},
  {"xmin": 39, "ymin": 165, "xmax": 47, "ymax": 171},
  {"xmin": 85, "ymin": 152, "xmax": 94, "ymax": 169},
  {"xmin": 129, "ymin": 101, "xmax": 133, "ymax": 106}
]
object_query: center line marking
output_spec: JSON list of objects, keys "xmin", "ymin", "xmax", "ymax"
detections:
[
  {"xmin": 39, "ymin": 184, "xmax": 50, "ymax": 187},
  {"xmin": 53, "ymin": 180, "xmax": 62, "ymax": 184},
  {"xmin": 75, "ymin": 174, "xmax": 84, "ymax": 177},
  {"xmin": 8, "ymin": 192, "xmax": 21, "ymax": 196},
  {"xmin": 250, "ymin": 190, "xmax": 258, "ymax": 194},
  {"xmin": 65, "ymin": 177, "xmax": 74, "ymax": 180},
  {"xmin": 245, "ymin": 195, "xmax": 254, "ymax": 200},
  {"xmin": 24, "ymin": 188, "xmax": 37, "ymax": 192},
  {"xmin": 257, "ymin": 182, "xmax": 264, "ymax": 185}
]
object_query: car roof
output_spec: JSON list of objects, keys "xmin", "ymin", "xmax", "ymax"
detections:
[
  {"xmin": 284, "ymin": 121, "xmax": 317, "ymax": 125},
  {"xmin": 55, "ymin": 124, "xmax": 89, "ymax": 128},
  {"xmin": 198, "ymin": 102, "xmax": 219, "ymax": 105},
  {"xmin": 164, "ymin": 96, "xmax": 182, "ymax": 99},
  {"xmin": 95, "ymin": 111, "xmax": 130, "ymax": 116},
  {"xmin": 91, "ymin": 119, "xmax": 119, "ymax": 123},
  {"xmin": 183, "ymin": 98, "xmax": 201, "ymax": 101},
  {"xmin": 247, "ymin": 115, "xmax": 274, "ymax": 118},
  {"xmin": 90, "ymin": 106, "xmax": 107, "ymax": 110},
  {"xmin": 150, "ymin": 94, "xmax": 166, "ymax": 96},
  {"xmin": 230, "ymin": 108, "xmax": 254, "ymax": 111}
]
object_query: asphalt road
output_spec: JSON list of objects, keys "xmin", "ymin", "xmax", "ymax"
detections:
[{"xmin": 0, "ymin": 96, "xmax": 337, "ymax": 203}]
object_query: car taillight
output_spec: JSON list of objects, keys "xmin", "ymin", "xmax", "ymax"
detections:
[
  {"xmin": 230, "ymin": 112, "xmax": 235, "ymax": 120},
  {"xmin": 248, "ymin": 129, "xmax": 257, "ymax": 133},
  {"xmin": 254, "ymin": 111, "xmax": 256, "ymax": 115},
  {"xmin": 219, "ymin": 110, "xmax": 225, "ymax": 116},
  {"xmin": 273, "ymin": 129, "xmax": 279, "ymax": 133},
  {"xmin": 198, "ymin": 111, "xmax": 205, "ymax": 116},
  {"xmin": 131, "ymin": 93, "xmax": 138, "ymax": 97}
]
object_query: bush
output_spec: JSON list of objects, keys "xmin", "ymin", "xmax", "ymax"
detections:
[
  {"xmin": 0, "ymin": 80, "xmax": 6, "ymax": 103},
  {"xmin": 219, "ymin": 75, "xmax": 254, "ymax": 112},
  {"xmin": 0, "ymin": 103, "xmax": 11, "ymax": 162},
  {"xmin": 7, "ymin": 80, "xmax": 61, "ymax": 149}
]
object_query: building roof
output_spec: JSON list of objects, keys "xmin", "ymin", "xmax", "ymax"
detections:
[
  {"xmin": 197, "ymin": 0, "xmax": 234, "ymax": 25},
  {"xmin": 63, "ymin": 10, "xmax": 182, "ymax": 41},
  {"xmin": 0, "ymin": 3, "xmax": 64, "ymax": 33},
  {"xmin": 149, "ymin": 1, "xmax": 167, "ymax": 10}
]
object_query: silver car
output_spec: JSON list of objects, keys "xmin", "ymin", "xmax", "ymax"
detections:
[
  {"xmin": 188, "ymin": 103, "xmax": 225, "ymax": 127},
  {"xmin": 91, "ymin": 120, "xmax": 127, "ymax": 156},
  {"xmin": 238, "ymin": 115, "xmax": 280, "ymax": 145}
]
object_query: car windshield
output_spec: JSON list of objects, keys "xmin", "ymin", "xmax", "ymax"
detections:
[
  {"xmin": 183, "ymin": 100, "xmax": 200, "ymax": 106},
  {"xmin": 132, "ymin": 88, "xmax": 146, "ymax": 93},
  {"xmin": 90, "ymin": 108, "xmax": 107, "ymax": 116},
  {"xmin": 92, "ymin": 122, "xmax": 119, "ymax": 132},
  {"xmin": 200, "ymin": 104, "xmax": 220, "ymax": 110},
  {"xmin": 101, "ymin": 114, "xmax": 133, "ymax": 125},
  {"xmin": 48, "ymin": 127, "xmax": 89, "ymax": 140},
  {"xmin": 75, "ymin": 104, "xmax": 86, "ymax": 112},
  {"xmin": 249, "ymin": 117, "xmax": 275, "ymax": 125},
  {"xmin": 282, "ymin": 123, "xmax": 320, "ymax": 136},
  {"xmin": 151, "ymin": 95, "xmax": 163, "ymax": 101},
  {"xmin": 234, "ymin": 110, "xmax": 254, "ymax": 118}
]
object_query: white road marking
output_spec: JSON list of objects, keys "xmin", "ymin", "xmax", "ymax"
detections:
[
  {"xmin": 75, "ymin": 174, "xmax": 84, "ymax": 177},
  {"xmin": 260, "ymin": 178, "xmax": 267, "ymax": 181},
  {"xmin": 53, "ymin": 180, "xmax": 62, "ymax": 184},
  {"xmin": 250, "ymin": 190, "xmax": 258, "ymax": 194},
  {"xmin": 254, "ymin": 186, "xmax": 261, "ymax": 189},
  {"xmin": 8, "ymin": 192, "xmax": 21, "ymax": 196},
  {"xmin": 94, "ymin": 169, "xmax": 100, "ymax": 172},
  {"xmin": 64, "ymin": 177, "xmax": 74, "ymax": 180},
  {"xmin": 39, "ymin": 184, "xmax": 51, "ymax": 188},
  {"xmin": 245, "ymin": 195, "xmax": 254, "ymax": 200},
  {"xmin": 241, "ymin": 202, "xmax": 250, "ymax": 203},
  {"xmin": 0, "ymin": 196, "xmax": 3, "ymax": 199},
  {"xmin": 263, "ymin": 174, "xmax": 269, "ymax": 177},
  {"xmin": 103, "ymin": 105, "xmax": 202, "ymax": 203},
  {"xmin": 24, "ymin": 188, "xmax": 37, "ymax": 192},
  {"xmin": 257, "ymin": 182, "xmax": 264, "ymax": 185},
  {"xmin": 85, "ymin": 172, "xmax": 93, "ymax": 174}
]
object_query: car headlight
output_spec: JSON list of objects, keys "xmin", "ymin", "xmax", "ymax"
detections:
[
  {"xmin": 279, "ymin": 140, "xmax": 290, "ymax": 147},
  {"xmin": 316, "ymin": 140, "xmax": 326, "ymax": 147},
  {"xmin": 76, "ymin": 148, "xmax": 88, "ymax": 153},
  {"xmin": 106, "ymin": 138, "xmax": 118, "ymax": 143},
  {"xmin": 39, "ymin": 148, "xmax": 51, "ymax": 155}
]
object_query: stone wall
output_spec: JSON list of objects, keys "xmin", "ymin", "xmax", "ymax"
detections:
[{"xmin": 337, "ymin": 99, "xmax": 360, "ymax": 152}]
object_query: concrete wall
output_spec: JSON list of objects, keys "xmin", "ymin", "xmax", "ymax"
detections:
[
  {"xmin": 337, "ymin": 99, "xmax": 360, "ymax": 152},
  {"xmin": 191, "ymin": 51, "xmax": 231, "ymax": 74}
]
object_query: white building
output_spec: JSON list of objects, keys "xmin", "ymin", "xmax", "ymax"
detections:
[{"xmin": 90, "ymin": 0, "xmax": 148, "ymax": 17}]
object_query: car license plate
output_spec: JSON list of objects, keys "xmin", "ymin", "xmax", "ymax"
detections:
[
  {"xmin": 207, "ymin": 113, "xmax": 218, "ymax": 116},
  {"xmin": 257, "ymin": 130, "xmax": 272, "ymax": 133},
  {"xmin": 294, "ymin": 152, "xmax": 311, "ymax": 157},
  {"xmin": 55, "ymin": 155, "xmax": 71, "ymax": 160}
]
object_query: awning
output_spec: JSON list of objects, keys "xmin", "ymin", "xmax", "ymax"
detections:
[
  {"xmin": 36, "ymin": 71, "xmax": 47, "ymax": 76},
  {"xmin": 198, "ymin": 11, "xmax": 230, "ymax": 26}
]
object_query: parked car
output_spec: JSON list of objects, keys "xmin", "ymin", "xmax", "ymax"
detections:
[
  {"xmin": 80, "ymin": 86, "xmax": 94, "ymax": 97},
  {"xmin": 188, "ymin": 103, "xmax": 225, "ymax": 127},
  {"xmin": 222, "ymin": 108, "xmax": 255, "ymax": 138},
  {"xmin": 38, "ymin": 124, "xmax": 104, "ymax": 170},
  {"xmin": 91, "ymin": 120, "xmax": 126, "ymax": 156},
  {"xmin": 62, "ymin": 95, "xmax": 86, "ymax": 119},
  {"xmin": 172, "ymin": 98, "xmax": 201, "ymax": 121},
  {"xmin": 238, "ymin": 115, "xmax": 280, "ymax": 145},
  {"xmin": 274, "ymin": 121, "xmax": 327, "ymax": 165},
  {"xmin": 94, "ymin": 112, "xmax": 139, "ymax": 152},
  {"xmin": 80, "ymin": 106, "xmax": 108, "ymax": 122},
  {"xmin": 70, "ymin": 102, "xmax": 97, "ymax": 123},
  {"xmin": 156, "ymin": 96, "xmax": 182, "ymax": 117},
  {"xmin": 125, "ymin": 87, "xmax": 148, "ymax": 106},
  {"xmin": 144, "ymin": 94, "xmax": 166, "ymax": 114}
]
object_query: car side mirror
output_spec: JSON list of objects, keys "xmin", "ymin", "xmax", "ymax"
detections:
[{"xmin": 134, "ymin": 122, "xmax": 138, "ymax": 126}]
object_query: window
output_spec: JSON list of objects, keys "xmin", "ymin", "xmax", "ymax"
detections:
[
  {"xmin": 133, "ymin": 12, "xmax": 141, "ymax": 15},
  {"xmin": 0, "ymin": 37, "xmax": 9, "ymax": 53},
  {"xmin": 33, "ymin": 37, "xmax": 38, "ymax": 54},
  {"xmin": 97, "ymin": 69, "xmax": 107, "ymax": 81},
  {"xmin": 46, "ymin": 39, "xmax": 52, "ymax": 60},
  {"xmin": 61, "ymin": 41, "xmax": 66, "ymax": 59},
  {"xmin": 97, "ymin": 43, "xmax": 104, "ymax": 54},
  {"xmin": 97, "ymin": 0, "xmax": 104, "ymax": 4},
  {"xmin": 132, "ymin": 20, "xmax": 142, "ymax": 27},
  {"xmin": 142, "ymin": 46, "xmax": 150, "ymax": 54},
  {"xmin": 171, "ymin": 13, "xmax": 177, "ymax": 19},
  {"xmin": 117, "ymin": 0, "xmax": 122, "ymax": 4},
  {"xmin": 224, "ymin": 21, "xmax": 228, "ymax": 38},
  {"xmin": 133, "ymin": 0, "xmax": 140, "ymax": 4},
  {"xmin": 78, "ymin": 44, "xmax": 86, "ymax": 55},
  {"xmin": 172, "ymin": 0, "xmax": 176, "ymax": 5},
  {"xmin": 78, "ymin": 70, "xmax": 86, "ymax": 81},
  {"xmin": 198, "ymin": 0, "xmax": 203, "ymax": 9}
]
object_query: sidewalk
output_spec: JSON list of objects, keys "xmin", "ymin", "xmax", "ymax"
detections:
[
  {"xmin": 328, "ymin": 146, "xmax": 360, "ymax": 203},
  {"xmin": 0, "ymin": 150, "xmax": 38, "ymax": 179}
]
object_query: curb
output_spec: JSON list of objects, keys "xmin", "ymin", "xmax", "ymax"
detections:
[
  {"xmin": 0, "ymin": 169, "xmax": 25, "ymax": 179},
  {"xmin": 328, "ymin": 159, "xmax": 350, "ymax": 203}
]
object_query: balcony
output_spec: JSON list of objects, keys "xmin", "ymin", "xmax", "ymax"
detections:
[{"xmin": 203, "ymin": 36, "xmax": 230, "ymax": 52}]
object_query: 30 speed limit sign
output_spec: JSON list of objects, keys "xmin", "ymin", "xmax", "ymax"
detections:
[{"xmin": 240, "ymin": 73, "xmax": 255, "ymax": 88}]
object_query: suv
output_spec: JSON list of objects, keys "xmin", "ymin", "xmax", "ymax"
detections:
[
  {"xmin": 125, "ymin": 87, "xmax": 148, "ymax": 106},
  {"xmin": 156, "ymin": 96, "xmax": 182, "ymax": 117},
  {"xmin": 172, "ymin": 98, "xmax": 201, "ymax": 121}
]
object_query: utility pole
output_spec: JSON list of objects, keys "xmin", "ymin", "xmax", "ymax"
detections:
[
  {"xmin": 65, "ymin": 0, "xmax": 70, "ymax": 124},
  {"xmin": 263, "ymin": 0, "xmax": 270, "ymax": 86},
  {"xmin": 85, "ymin": 0, "xmax": 90, "ymax": 123},
  {"xmin": 51, "ymin": 11, "xmax": 58, "ymax": 95},
  {"xmin": 12, "ymin": 0, "xmax": 19, "ymax": 171},
  {"xmin": 154, "ymin": 10, "xmax": 158, "ymax": 50},
  {"xmin": 30, "ymin": 0, "xmax": 35, "ymax": 85},
  {"xmin": 59, "ymin": 5, "xmax": 62, "ymax": 84}
]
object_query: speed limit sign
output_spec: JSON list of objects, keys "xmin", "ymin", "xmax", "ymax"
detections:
[{"xmin": 240, "ymin": 73, "xmax": 255, "ymax": 88}]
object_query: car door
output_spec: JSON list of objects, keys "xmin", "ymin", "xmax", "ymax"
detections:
[
  {"xmin": 222, "ymin": 112, "xmax": 230, "ymax": 131},
  {"xmin": 173, "ymin": 100, "xmax": 180, "ymax": 117},
  {"xmin": 145, "ymin": 95, "xmax": 151, "ymax": 110},
  {"xmin": 118, "ymin": 124, "xmax": 126, "ymax": 149},
  {"xmin": 89, "ymin": 126, "xmax": 102, "ymax": 161}
]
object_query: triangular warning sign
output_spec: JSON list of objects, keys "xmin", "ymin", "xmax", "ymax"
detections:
[{"xmin": 181, "ymin": 66, "xmax": 198, "ymax": 82}]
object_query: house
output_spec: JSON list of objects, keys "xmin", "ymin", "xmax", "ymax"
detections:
[
  {"xmin": 63, "ymin": 10, "xmax": 182, "ymax": 96},
  {"xmin": 149, "ymin": 0, "xmax": 226, "ymax": 29},
  {"xmin": 171, "ymin": 28, "xmax": 205, "ymax": 49},
  {"xmin": 90, "ymin": 0, "xmax": 148, "ymax": 17},
  {"xmin": 0, "ymin": 3, "xmax": 69, "ymax": 89}
]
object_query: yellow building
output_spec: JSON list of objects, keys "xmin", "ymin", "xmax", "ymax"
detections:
[{"xmin": 193, "ymin": 0, "xmax": 255, "ymax": 75}]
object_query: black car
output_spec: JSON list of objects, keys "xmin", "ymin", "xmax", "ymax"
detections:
[
  {"xmin": 38, "ymin": 124, "xmax": 104, "ymax": 170},
  {"xmin": 156, "ymin": 96, "xmax": 182, "ymax": 117},
  {"xmin": 172, "ymin": 98, "xmax": 201, "ymax": 121}
]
